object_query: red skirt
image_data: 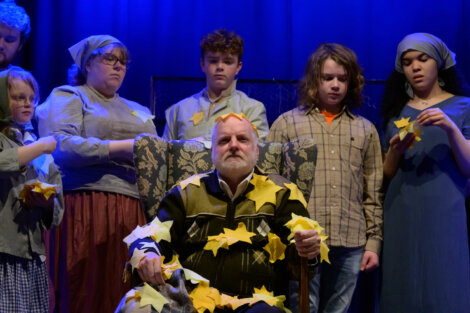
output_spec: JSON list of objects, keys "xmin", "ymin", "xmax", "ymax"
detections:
[{"xmin": 45, "ymin": 190, "xmax": 147, "ymax": 313}]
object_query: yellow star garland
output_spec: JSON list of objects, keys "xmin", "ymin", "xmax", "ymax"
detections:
[{"xmin": 246, "ymin": 174, "xmax": 283, "ymax": 212}]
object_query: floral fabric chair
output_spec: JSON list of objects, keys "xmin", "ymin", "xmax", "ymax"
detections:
[
  {"xmin": 130, "ymin": 134, "xmax": 317, "ymax": 312},
  {"xmin": 133, "ymin": 134, "xmax": 317, "ymax": 221}
]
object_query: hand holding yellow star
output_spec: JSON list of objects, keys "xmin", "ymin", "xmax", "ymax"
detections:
[
  {"xmin": 394, "ymin": 117, "xmax": 422, "ymax": 149},
  {"xmin": 284, "ymin": 213, "xmax": 330, "ymax": 264}
]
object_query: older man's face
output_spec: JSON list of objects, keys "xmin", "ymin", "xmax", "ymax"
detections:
[{"xmin": 211, "ymin": 116, "xmax": 259, "ymax": 181}]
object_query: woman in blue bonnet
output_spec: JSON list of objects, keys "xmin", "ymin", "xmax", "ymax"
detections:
[{"xmin": 380, "ymin": 33, "xmax": 470, "ymax": 312}]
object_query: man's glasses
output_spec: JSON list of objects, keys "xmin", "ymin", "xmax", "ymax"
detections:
[{"xmin": 100, "ymin": 53, "xmax": 131, "ymax": 69}]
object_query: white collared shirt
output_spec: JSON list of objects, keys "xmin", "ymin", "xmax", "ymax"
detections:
[{"xmin": 217, "ymin": 169, "xmax": 254, "ymax": 201}]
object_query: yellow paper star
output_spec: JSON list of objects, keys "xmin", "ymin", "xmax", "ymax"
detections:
[
  {"xmin": 284, "ymin": 213, "xmax": 330, "ymax": 264},
  {"xmin": 203, "ymin": 222, "xmax": 256, "ymax": 256},
  {"xmin": 189, "ymin": 281, "xmax": 221, "ymax": 313},
  {"xmin": 214, "ymin": 112, "xmax": 259, "ymax": 138},
  {"xmin": 19, "ymin": 182, "xmax": 60, "ymax": 204},
  {"xmin": 123, "ymin": 217, "xmax": 172, "ymax": 246},
  {"xmin": 131, "ymin": 110, "xmax": 155, "ymax": 123},
  {"xmin": 190, "ymin": 110, "xmax": 205, "ymax": 126},
  {"xmin": 176, "ymin": 174, "xmax": 208, "ymax": 190},
  {"xmin": 283, "ymin": 182, "xmax": 307, "ymax": 208},
  {"xmin": 394, "ymin": 117, "xmax": 422, "ymax": 149},
  {"xmin": 130, "ymin": 248, "xmax": 149, "ymax": 271},
  {"xmin": 252, "ymin": 286, "xmax": 288, "ymax": 309},
  {"xmin": 246, "ymin": 174, "xmax": 283, "ymax": 212},
  {"xmin": 223, "ymin": 222, "xmax": 256, "ymax": 244},
  {"xmin": 161, "ymin": 254, "xmax": 183, "ymax": 280},
  {"xmin": 139, "ymin": 283, "xmax": 169, "ymax": 312},
  {"xmin": 263, "ymin": 232, "xmax": 286, "ymax": 263},
  {"xmin": 203, "ymin": 236, "xmax": 230, "ymax": 257},
  {"xmin": 393, "ymin": 117, "xmax": 411, "ymax": 128},
  {"xmin": 124, "ymin": 289, "xmax": 141, "ymax": 304}
]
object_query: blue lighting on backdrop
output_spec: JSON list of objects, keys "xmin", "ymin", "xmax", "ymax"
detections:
[{"xmin": 15, "ymin": 0, "xmax": 470, "ymax": 134}]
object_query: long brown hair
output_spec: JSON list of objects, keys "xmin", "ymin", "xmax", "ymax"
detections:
[{"xmin": 297, "ymin": 43, "xmax": 364, "ymax": 111}]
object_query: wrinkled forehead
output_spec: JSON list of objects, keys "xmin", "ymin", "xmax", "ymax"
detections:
[{"xmin": 212, "ymin": 116, "xmax": 257, "ymax": 141}]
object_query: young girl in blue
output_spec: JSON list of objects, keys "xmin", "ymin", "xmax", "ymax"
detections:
[{"xmin": 0, "ymin": 67, "xmax": 64, "ymax": 312}]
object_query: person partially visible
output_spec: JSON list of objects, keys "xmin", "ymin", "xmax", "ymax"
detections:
[
  {"xmin": 36, "ymin": 35, "xmax": 157, "ymax": 312},
  {"xmin": 120, "ymin": 113, "xmax": 321, "ymax": 313},
  {"xmin": 0, "ymin": 66, "xmax": 63, "ymax": 312},
  {"xmin": 0, "ymin": 0, "xmax": 30, "ymax": 70},
  {"xmin": 163, "ymin": 29, "xmax": 269, "ymax": 146},
  {"xmin": 267, "ymin": 43, "xmax": 383, "ymax": 313},
  {"xmin": 380, "ymin": 32, "xmax": 470, "ymax": 313}
]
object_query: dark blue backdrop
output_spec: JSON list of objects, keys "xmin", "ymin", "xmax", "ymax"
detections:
[{"xmin": 15, "ymin": 0, "xmax": 470, "ymax": 125}]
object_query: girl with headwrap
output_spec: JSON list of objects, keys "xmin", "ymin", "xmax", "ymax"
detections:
[
  {"xmin": 0, "ymin": 67, "xmax": 63, "ymax": 311},
  {"xmin": 35, "ymin": 35, "xmax": 157, "ymax": 312},
  {"xmin": 380, "ymin": 33, "xmax": 470, "ymax": 312}
]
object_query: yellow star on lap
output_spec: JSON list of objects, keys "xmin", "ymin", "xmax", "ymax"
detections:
[
  {"xmin": 246, "ymin": 174, "xmax": 283, "ymax": 212},
  {"xmin": 190, "ymin": 110, "xmax": 205, "ymax": 126},
  {"xmin": 139, "ymin": 283, "xmax": 169, "ymax": 312},
  {"xmin": 189, "ymin": 281, "xmax": 221, "ymax": 313}
]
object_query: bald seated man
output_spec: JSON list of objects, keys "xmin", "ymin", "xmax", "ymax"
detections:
[{"xmin": 124, "ymin": 113, "xmax": 321, "ymax": 313}]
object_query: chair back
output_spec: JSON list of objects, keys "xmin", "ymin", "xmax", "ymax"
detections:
[{"xmin": 133, "ymin": 134, "xmax": 317, "ymax": 221}]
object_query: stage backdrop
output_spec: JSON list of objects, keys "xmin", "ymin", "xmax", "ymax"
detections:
[{"xmin": 15, "ymin": 0, "xmax": 470, "ymax": 132}]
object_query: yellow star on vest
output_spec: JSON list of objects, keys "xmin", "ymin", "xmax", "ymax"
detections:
[
  {"xmin": 190, "ymin": 110, "xmax": 205, "ymax": 126},
  {"xmin": 246, "ymin": 174, "xmax": 283, "ymax": 212},
  {"xmin": 176, "ymin": 173, "xmax": 208, "ymax": 190},
  {"xmin": 263, "ymin": 232, "xmax": 286, "ymax": 263},
  {"xmin": 284, "ymin": 182, "xmax": 307, "ymax": 208},
  {"xmin": 223, "ymin": 222, "xmax": 256, "ymax": 244},
  {"xmin": 203, "ymin": 222, "xmax": 255, "ymax": 256}
]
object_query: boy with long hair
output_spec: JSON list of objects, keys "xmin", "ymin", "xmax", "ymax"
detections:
[{"xmin": 267, "ymin": 43, "xmax": 383, "ymax": 313}]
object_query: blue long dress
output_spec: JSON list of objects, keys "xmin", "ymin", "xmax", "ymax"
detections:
[{"xmin": 380, "ymin": 96, "xmax": 470, "ymax": 313}]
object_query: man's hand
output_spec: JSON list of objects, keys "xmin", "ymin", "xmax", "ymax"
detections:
[
  {"xmin": 360, "ymin": 250, "xmax": 379, "ymax": 272},
  {"xmin": 293, "ymin": 229, "xmax": 321, "ymax": 260},
  {"xmin": 136, "ymin": 252, "xmax": 165, "ymax": 285}
]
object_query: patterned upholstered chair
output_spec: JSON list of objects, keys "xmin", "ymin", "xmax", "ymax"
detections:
[{"xmin": 132, "ymin": 134, "xmax": 317, "ymax": 312}]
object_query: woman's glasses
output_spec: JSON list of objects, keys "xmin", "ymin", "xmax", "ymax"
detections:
[{"xmin": 100, "ymin": 53, "xmax": 131, "ymax": 69}]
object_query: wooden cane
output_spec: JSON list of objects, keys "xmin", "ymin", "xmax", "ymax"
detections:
[{"xmin": 299, "ymin": 257, "xmax": 309, "ymax": 313}]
